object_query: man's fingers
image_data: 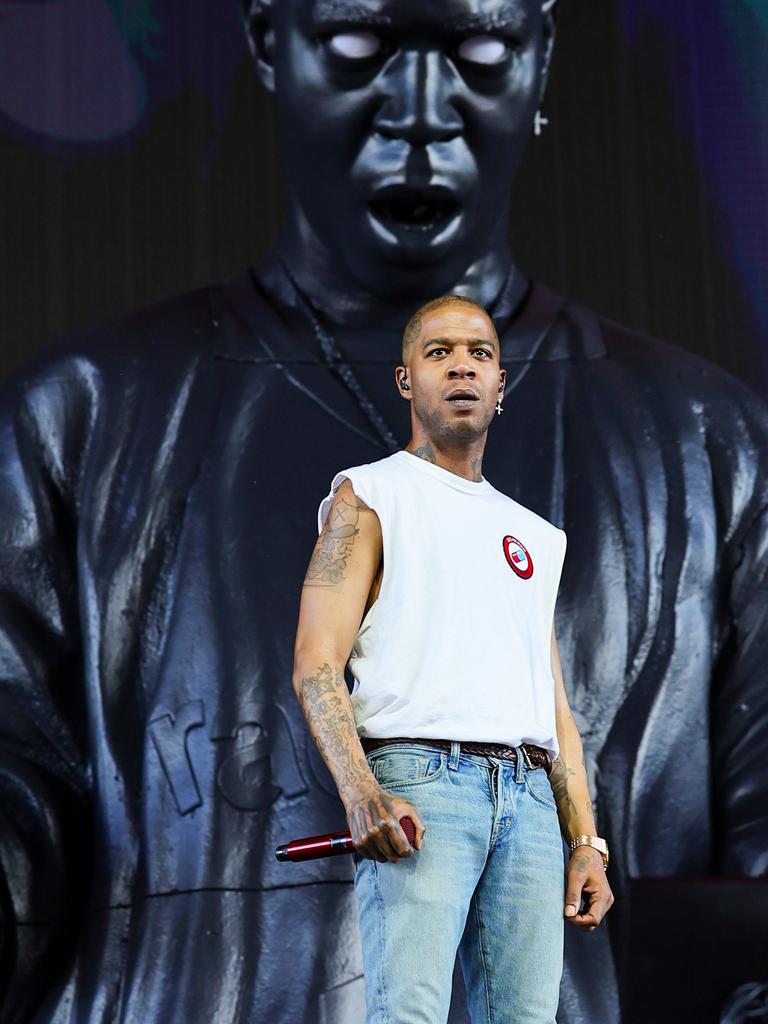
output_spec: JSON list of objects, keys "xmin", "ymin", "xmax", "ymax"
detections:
[
  {"xmin": 386, "ymin": 798, "xmax": 425, "ymax": 856},
  {"xmin": 410, "ymin": 812, "xmax": 426, "ymax": 850},
  {"xmin": 352, "ymin": 797, "xmax": 426, "ymax": 862},
  {"xmin": 386, "ymin": 818, "xmax": 413, "ymax": 859},
  {"xmin": 372, "ymin": 818, "xmax": 422, "ymax": 861},
  {"xmin": 565, "ymin": 887, "xmax": 614, "ymax": 929},
  {"xmin": 564, "ymin": 885, "xmax": 585, "ymax": 918},
  {"xmin": 396, "ymin": 806, "xmax": 426, "ymax": 850},
  {"xmin": 359, "ymin": 823, "xmax": 388, "ymax": 862},
  {"xmin": 368, "ymin": 818, "xmax": 410, "ymax": 862},
  {"xmin": 571, "ymin": 917, "xmax": 598, "ymax": 932},
  {"xmin": 584, "ymin": 882, "xmax": 614, "ymax": 925},
  {"xmin": 370, "ymin": 824, "xmax": 397, "ymax": 862}
]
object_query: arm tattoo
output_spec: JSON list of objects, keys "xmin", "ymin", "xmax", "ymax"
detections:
[
  {"xmin": 305, "ymin": 494, "xmax": 360, "ymax": 587},
  {"xmin": 296, "ymin": 662, "xmax": 376, "ymax": 802},
  {"xmin": 549, "ymin": 754, "xmax": 578, "ymax": 829},
  {"xmin": 549, "ymin": 752, "xmax": 597, "ymax": 839}
]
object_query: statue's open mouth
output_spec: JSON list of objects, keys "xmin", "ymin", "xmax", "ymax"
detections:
[{"xmin": 368, "ymin": 196, "xmax": 462, "ymax": 231}]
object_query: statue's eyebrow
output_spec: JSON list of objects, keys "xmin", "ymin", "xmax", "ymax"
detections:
[
  {"xmin": 312, "ymin": 3, "xmax": 527, "ymax": 34},
  {"xmin": 313, "ymin": 1, "xmax": 394, "ymax": 27},
  {"xmin": 441, "ymin": 9, "xmax": 529, "ymax": 34}
]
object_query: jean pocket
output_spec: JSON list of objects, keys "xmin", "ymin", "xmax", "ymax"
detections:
[
  {"xmin": 367, "ymin": 747, "xmax": 446, "ymax": 789},
  {"xmin": 524, "ymin": 767, "xmax": 557, "ymax": 810}
]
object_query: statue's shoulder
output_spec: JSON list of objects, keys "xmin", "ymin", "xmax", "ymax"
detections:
[
  {"xmin": 0, "ymin": 275, "xmax": 243, "ymax": 467},
  {"xmin": 28, "ymin": 280, "xmax": 220, "ymax": 380},
  {"xmin": 605, "ymin": 309, "xmax": 763, "ymax": 395},
  {"xmin": 560, "ymin": 294, "xmax": 768, "ymax": 435}
]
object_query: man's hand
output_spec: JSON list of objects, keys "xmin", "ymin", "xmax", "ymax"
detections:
[
  {"xmin": 564, "ymin": 846, "xmax": 614, "ymax": 931},
  {"xmin": 345, "ymin": 784, "xmax": 426, "ymax": 863}
]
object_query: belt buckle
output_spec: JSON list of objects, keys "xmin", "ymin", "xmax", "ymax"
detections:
[{"xmin": 521, "ymin": 745, "xmax": 535, "ymax": 770}]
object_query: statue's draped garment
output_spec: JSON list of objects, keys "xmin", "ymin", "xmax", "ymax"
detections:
[{"xmin": 1, "ymin": 266, "xmax": 766, "ymax": 1023}]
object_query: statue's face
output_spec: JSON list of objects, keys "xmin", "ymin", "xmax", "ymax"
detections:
[{"xmin": 265, "ymin": 0, "xmax": 552, "ymax": 295}]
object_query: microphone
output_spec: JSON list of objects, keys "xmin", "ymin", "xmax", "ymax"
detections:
[{"xmin": 275, "ymin": 817, "xmax": 416, "ymax": 863}]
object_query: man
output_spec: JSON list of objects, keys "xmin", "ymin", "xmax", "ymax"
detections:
[
  {"xmin": 0, "ymin": 0, "xmax": 765, "ymax": 1021},
  {"xmin": 293, "ymin": 294, "xmax": 614, "ymax": 1021}
]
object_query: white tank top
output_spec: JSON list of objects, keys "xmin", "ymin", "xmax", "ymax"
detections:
[{"xmin": 317, "ymin": 450, "xmax": 567, "ymax": 759}]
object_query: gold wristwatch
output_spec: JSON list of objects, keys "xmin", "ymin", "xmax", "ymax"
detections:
[{"xmin": 569, "ymin": 835, "xmax": 609, "ymax": 869}]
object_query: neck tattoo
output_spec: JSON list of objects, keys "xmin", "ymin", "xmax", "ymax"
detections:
[{"xmin": 410, "ymin": 444, "xmax": 483, "ymax": 482}]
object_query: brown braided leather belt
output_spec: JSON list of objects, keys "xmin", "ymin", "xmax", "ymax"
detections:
[{"xmin": 360, "ymin": 736, "xmax": 550, "ymax": 771}]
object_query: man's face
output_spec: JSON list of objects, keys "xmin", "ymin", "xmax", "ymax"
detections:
[
  {"xmin": 265, "ymin": 0, "xmax": 552, "ymax": 297},
  {"xmin": 399, "ymin": 304, "xmax": 505, "ymax": 442}
]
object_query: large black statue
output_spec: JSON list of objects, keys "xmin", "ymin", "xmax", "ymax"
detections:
[{"xmin": 1, "ymin": 1, "xmax": 766, "ymax": 1022}]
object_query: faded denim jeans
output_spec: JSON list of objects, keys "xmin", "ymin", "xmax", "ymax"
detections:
[{"xmin": 354, "ymin": 741, "xmax": 565, "ymax": 1024}]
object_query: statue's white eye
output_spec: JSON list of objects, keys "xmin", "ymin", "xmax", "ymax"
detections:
[
  {"xmin": 456, "ymin": 35, "xmax": 509, "ymax": 65},
  {"xmin": 328, "ymin": 31, "xmax": 382, "ymax": 60}
]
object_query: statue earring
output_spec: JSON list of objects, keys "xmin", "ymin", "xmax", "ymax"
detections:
[
  {"xmin": 496, "ymin": 385, "xmax": 504, "ymax": 416},
  {"xmin": 534, "ymin": 110, "xmax": 549, "ymax": 136}
]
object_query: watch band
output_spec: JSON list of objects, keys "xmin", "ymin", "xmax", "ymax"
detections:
[{"xmin": 569, "ymin": 835, "xmax": 609, "ymax": 868}]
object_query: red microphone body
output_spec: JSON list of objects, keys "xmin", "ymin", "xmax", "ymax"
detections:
[{"xmin": 275, "ymin": 817, "xmax": 416, "ymax": 862}]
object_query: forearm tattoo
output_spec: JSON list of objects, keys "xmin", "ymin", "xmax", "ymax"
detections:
[
  {"xmin": 296, "ymin": 662, "xmax": 376, "ymax": 801},
  {"xmin": 549, "ymin": 754, "xmax": 594, "ymax": 836},
  {"xmin": 305, "ymin": 494, "xmax": 360, "ymax": 586},
  {"xmin": 549, "ymin": 756, "xmax": 576, "ymax": 813}
]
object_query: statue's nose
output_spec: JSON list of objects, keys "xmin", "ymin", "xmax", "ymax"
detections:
[{"xmin": 373, "ymin": 49, "xmax": 463, "ymax": 146}]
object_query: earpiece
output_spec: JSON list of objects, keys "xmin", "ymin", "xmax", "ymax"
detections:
[{"xmin": 399, "ymin": 376, "xmax": 410, "ymax": 391}]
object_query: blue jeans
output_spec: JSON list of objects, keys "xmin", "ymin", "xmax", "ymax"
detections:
[{"xmin": 353, "ymin": 741, "xmax": 565, "ymax": 1024}]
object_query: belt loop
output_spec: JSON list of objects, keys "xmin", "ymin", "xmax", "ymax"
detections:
[
  {"xmin": 448, "ymin": 741, "xmax": 461, "ymax": 771},
  {"xmin": 514, "ymin": 745, "xmax": 526, "ymax": 784}
]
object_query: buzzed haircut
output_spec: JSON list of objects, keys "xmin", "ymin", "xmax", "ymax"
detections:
[{"xmin": 402, "ymin": 294, "xmax": 498, "ymax": 362}]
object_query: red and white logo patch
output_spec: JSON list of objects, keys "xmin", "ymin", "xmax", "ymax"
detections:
[{"xmin": 503, "ymin": 535, "xmax": 534, "ymax": 579}]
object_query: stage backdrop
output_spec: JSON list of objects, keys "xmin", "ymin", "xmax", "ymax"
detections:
[
  {"xmin": 1, "ymin": 4, "xmax": 767, "ymax": 1024},
  {"xmin": 0, "ymin": 0, "xmax": 766, "ymax": 391}
]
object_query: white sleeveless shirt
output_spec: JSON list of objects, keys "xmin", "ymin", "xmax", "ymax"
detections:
[{"xmin": 317, "ymin": 450, "xmax": 567, "ymax": 759}]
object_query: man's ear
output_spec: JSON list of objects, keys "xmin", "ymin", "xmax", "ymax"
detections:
[
  {"xmin": 395, "ymin": 366, "xmax": 412, "ymax": 400},
  {"xmin": 242, "ymin": 0, "xmax": 276, "ymax": 94},
  {"xmin": 537, "ymin": 1, "xmax": 558, "ymax": 104}
]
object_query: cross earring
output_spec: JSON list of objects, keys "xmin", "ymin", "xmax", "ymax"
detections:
[
  {"xmin": 496, "ymin": 386, "xmax": 504, "ymax": 416},
  {"xmin": 534, "ymin": 110, "xmax": 549, "ymax": 136}
]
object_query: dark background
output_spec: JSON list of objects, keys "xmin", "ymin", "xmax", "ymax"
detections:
[{"xmin": 1, "ymin": 0, "xmax": 766, "ymax": 391}]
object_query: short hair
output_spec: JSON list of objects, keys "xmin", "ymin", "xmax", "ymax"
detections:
[{"xmin": 402, "ymin": 294, "xmax": 498, "ymax": 362}]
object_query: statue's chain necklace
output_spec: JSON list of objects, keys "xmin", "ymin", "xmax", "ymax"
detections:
[{"xmin": 275, "ymin": 255, "xmax": 517, "ymax": 454}]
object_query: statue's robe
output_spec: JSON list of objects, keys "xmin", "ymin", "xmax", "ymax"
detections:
[{"xmin": 1, "ymin": 264, "xmax": 766, "ymax": 1024}]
